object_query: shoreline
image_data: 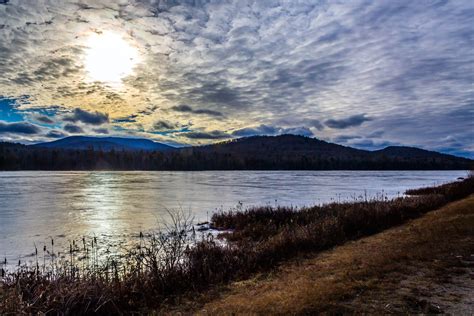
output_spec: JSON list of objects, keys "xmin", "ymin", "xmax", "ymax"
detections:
[
  {"xmin": 1, "ymin": 176, "xmax": 473, "ymax": 314},
  {"xmin": 194, "ymin": 195, "xmax": 474, "ymax": 314}
]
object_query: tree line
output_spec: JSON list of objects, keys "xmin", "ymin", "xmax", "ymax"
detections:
[{"xmin": 0, "ymin": 142, "xmax": 471, "ymax": 170}]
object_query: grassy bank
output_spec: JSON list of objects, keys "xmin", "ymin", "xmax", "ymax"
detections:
[
  {"xmin": 1, "ymin": 175, "xmax": 473, "ymax": 314},
  {"xmin": 200, "ymin": 194, "xmax": 474, "ymax": 314}
]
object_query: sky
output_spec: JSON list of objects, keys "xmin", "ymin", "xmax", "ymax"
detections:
[{"xmin": 0, "ymin": 0, "xmax": 472, "ymax": 157}]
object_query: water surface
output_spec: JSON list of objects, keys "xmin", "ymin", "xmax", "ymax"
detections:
[{"xmin": 0, "ymin": 170, "xmax": 466, "ymax": 263}]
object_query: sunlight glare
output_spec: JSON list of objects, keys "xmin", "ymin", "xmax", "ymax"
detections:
[{"xmin": 84, "ymin": 31, "xmax": 140, "ymax": 86}]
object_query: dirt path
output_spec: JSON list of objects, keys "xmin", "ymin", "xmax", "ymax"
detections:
[{"xmin": 195, "ymin": 195, "xmax": 474, "ymax": 315}]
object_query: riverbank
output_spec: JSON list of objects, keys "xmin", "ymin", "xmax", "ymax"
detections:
[
  {"xmin": 193, "ymin": 194, "xmax": 474, "ymax": 314},
  {"xmin": 1, "ymin": 176, "xmax": 473, "ymax": 314}
]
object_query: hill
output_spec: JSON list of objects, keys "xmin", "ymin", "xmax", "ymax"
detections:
[
  {"xmin": 33, "ymin": 136, "xmax": 174, "ymax": 151},
  {"xmin": 374, "ymin": 146, "xmax": 456, "ymax": 159},
  {"xmin": 184, "ymin": 135, "xmax": 472, "ymax": 170},
  {"xmin": 194, "ymin": 134, "xmax": 367, "ymax": 157},
  {"xmin": 0, "ymin": 134, "xmax": 471, "ymax": 170}
]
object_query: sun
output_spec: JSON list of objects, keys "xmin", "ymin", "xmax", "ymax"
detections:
[{"xmin": 84, "ymin": 31, "xmax": 140, "ymax": 86}]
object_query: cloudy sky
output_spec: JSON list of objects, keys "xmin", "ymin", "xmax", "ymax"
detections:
[{"xmin": 0, "ymin": 0, "xmax": 472, "ymax": 157}]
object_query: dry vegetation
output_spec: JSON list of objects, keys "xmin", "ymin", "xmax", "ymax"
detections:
[
  {"xmin": 0, "ymin": 175, "xmax": 473, "ymax": 314},
  {"xmin": 199, "ymin": 194, "xmax": 474, "ymax": 314}
]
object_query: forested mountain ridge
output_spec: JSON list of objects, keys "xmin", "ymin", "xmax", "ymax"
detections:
[
  {"xmin": 194, "ymin": 134, "xmax": 366, "ymax": 156},
  {"xmin": 0, "ymin": 135, "xmax": 471, "ymax": 170},
  {"xmin": 33, "ymin": 136, "xmax": 174, "ymax": 151}
]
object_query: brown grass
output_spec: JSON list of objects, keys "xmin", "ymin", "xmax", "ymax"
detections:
[{"xmin": 198, "ymin": 195, "xmax": 474, "ymax": 315}]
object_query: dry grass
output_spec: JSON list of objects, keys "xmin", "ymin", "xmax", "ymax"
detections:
[{"xmin": 198, "ymin": 195, "xmax": 474, "ymax": 315}]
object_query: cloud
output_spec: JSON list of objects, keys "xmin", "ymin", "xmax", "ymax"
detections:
[
  {"xmin": 333, "ymin": 135, "xmax": 362, "ymax": 144},
  {"xmin": 0, "ymin": 121, "xmax": 41, "ymax": 134},
  {"xmin": 349, "ymin": 139, "xmax": 398, "ymax": 151},
  {"xmin": 93, "ymin": 128, "xmax": 109, "ymax": 134},
  {"xmin": 46, "ymin": 130, "xmax": 66, "ymax": 138},
  {"xmin": 306, "ymin": 119, "xmax": 325, "ymax": 131},
  {"xmin": 153, "ymin": 120, "xmax": 178, "ymax": 131},
  {"xmin": 63, "ymin": 123, "xmax": 84, "ymax": 134},
  {"xmin": 366, "ymin": 130, "xmax": 385, "ymax": 138},
  {"xmin": 232, "ymin": 124, "xmax": 279, "ymax": 137},
  {"xmin": 0, "ymin": 0, "xmax": 472, "ymax": 156},
  {"xmin": 188, "ymin": 83, "xmax": 246, "ymax": 109},
  {"xmin": 325, "ymin": 114, "xmax": 373, "ymax": 129},
  {"xmin": 193, "ymin": 109, "xmax": 225, "ymax": 117},
  {"xmin": 64, "ymin": 108, "xmax": 109, "ymax": 125},
  {"xmin": 33, "ymin": 114, "xmax": 54, "ymax": 124},
  {"xmin": 231, "ymin": 124, "xmax": 314, "ymax": 137},
  {"xmin": 171, "ymin": 105, "xmax": 224, "ymax": 117},
  {"xmin": 181, "ymin": 124, "xmax": 314, "ymax": 140},
  {"xmin": 113, "ymin": 115, "xmax": 138, "ymax": 123},
  {"xmin": 171, "ymin": 105, "xmax": 193, "ymax": 112},
  {"xmin": 181, "ymin": 130, "xmax": 230, "ymax": 140},
  {"xmin": 281, "ymin": 127, "xmax": 313, "ymax": 137}
]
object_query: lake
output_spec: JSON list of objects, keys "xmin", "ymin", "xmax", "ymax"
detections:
[{"xmin": 0, "ymin": 170, "xmax": 467, "ymax": 264}]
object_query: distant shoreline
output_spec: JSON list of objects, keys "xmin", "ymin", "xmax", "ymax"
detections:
[{"xmin": 2, "ymin": 135, "xmax": 472, "ymax": 171}]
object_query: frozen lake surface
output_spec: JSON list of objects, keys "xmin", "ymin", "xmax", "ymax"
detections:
[{"xmin": 0, "ymin": 170, "xmax": 466, "ymax": 263}]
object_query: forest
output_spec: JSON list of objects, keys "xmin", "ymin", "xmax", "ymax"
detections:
[{"xmin": 0, "ymin": 135, "xmax": 472, "ymax": 171}]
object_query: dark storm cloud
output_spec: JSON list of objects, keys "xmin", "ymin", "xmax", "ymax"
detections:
[
  {"xmin": 181, "ymin": 130, "xmax": 230, "ymax": 140},
  {"xmin": 306, "ymin": 119, "xmax": 324, "ymax": 131},
  {"xmin": 63, "ymin": 123, "xmax": 84, "ymax": 134},
  {"xmin": 190, "ymin": 82, "xmax": 246, "ymax": 108},
  {"xmin": 33, "ymin": 115, "xmax": 54, "ymax": 124},
  {"xmin": 64, "ymin": 108, "xmax": 109, "ymax": 125},
  {"xmin": 93, "ymin": 128, "xmax": 109, "ymax": 134},
  {"xmin": 153, "ymin": 120, "xmax": 180, "ymax": 131},
  {"xmin": 0, "ymin": 121, "xmax": 41, "ymax": 134},
  {"xmin": 193, "ymin": 108, "xmax": 224, "ymax": 117},
  {"xmin": 46, "ymin": 130, "xmax": 66, "ymax": 138},
  {"xmin": 171, "ymin": 104, "xmax": 224, "ymax": 117},
  {"xmin": 113, "ymin": 115, "xmax": 138, "ymax": 123},
  {"xmin": 325, "ymin": 114, "xmax": 373, "ymax": 129},
  {"xmin": 171, "ymin": 105, "xmax": 193, "ymax": 112},
  {"xmin": 269, "ymin": 61, "xmax": 347, "ymax": 91},
  {"xmin": 231, "ymin": 125, "xmax": 279, "ymax": 137},
  {"xmin": 333, "ymin": 135, "xmax": 362, "ymax": 144}
]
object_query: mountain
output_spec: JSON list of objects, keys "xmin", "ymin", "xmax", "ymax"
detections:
[
  {"xmin": 33, "ymin": 136, "xmax": 174, "ymax": 151},
  {"xmin": 0, "ymin": 134, "xmax": 471, "ymax": 170},
  {"xmin": 181, "ymin": 135, "xmax": 472, "ymax": 170},
  {"xmin": 373, "ymin": 146, "xmax": 455, "ymax": 159},
  {"xmin": 192, "ymin": 134, "xmax": 367, "ymax": 157}
]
